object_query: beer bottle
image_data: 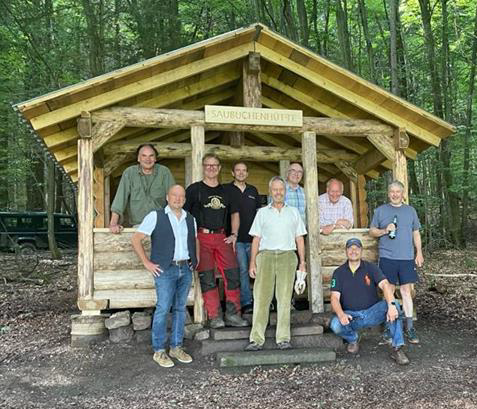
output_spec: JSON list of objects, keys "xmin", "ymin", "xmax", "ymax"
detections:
[{"xmin": 389, "ymin": 215, "xmax": 397, "ymax": 239}]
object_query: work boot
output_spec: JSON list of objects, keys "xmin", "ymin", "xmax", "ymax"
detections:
[
  {"xmin": 153, "ymin": 351, "xmax": 174, "ymax": 368},
  {"xmin": 169, "ymin": 347, "xmax": 193, "ymax": 364},
  {"xmin": 209, "ymin": 317, "xmax": 225, "ymax": 329},
  {"xmin": 347, "ymin": 341, "xmax": 360, "ymax": 354},
  {"xmin": 277, "ymin": 341, "xmax": 292, "ymax": 350},
  {"xmin": 405, "ymin": 328, "xmax": 420, "ymax": 344},
  {"xmin": 225, "ymin": 313, "xmax": 249, "ymax": 327},
  {"xmin": 390, "ymin": 347, "xmax": 410, "ymax": 365}
]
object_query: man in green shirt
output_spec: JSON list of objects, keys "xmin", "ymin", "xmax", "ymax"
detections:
[{"xmin": 109, "ymin": 144, "xmax": 175, "ymax": 233}]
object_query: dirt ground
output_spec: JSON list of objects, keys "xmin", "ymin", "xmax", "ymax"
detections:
[{"xmin": 0, "ymin": 249, "xmax": 476, "ymax": 409}]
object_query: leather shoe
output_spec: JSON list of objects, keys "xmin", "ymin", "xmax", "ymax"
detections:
[
  {"xmin": 390, "ymin": 347, "xmax": 410, "ymax": 365},
  {"xmin": 347, "ymin": 341, "xmax": 359, "ymax": 354}
]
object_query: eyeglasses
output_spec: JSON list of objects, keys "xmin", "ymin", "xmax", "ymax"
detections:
[
  {"xmin": 203, "ymin": 164, "xmax": 220, "ymax": 169},
  {"xmin": 288, "ymin": 169, "xmax": 303, "ymax": 175}
]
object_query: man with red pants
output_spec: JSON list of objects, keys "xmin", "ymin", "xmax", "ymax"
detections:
[{"xmin": 184, "ymin": 154, "xmax": 248, "ymax": 329}]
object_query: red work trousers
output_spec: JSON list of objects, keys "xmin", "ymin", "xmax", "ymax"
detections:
[{"xmin": 197, "ymin": 232, "xmax": 241, "ymax": 319}]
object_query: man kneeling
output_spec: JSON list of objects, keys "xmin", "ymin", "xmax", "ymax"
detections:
[{"xmin": 330, "ymin": 238, "xmax": 409, "ymax": 365}]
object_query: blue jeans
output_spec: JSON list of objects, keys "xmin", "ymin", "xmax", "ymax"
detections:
[
  {"xmin": 330, "ymin": 300, "xmax": 405, "ymax": 348},
  {"xmin": 152, "ymin": 263, "xmax": 193, "ymax": 352},
  {"xmin": 236, "ymin": 242, "xmax": 253, "ymax": 307}
]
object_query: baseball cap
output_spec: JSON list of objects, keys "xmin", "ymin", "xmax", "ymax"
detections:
[{"xmin": 345, "ymin": 238, "xmax": 363, "ymax": 249}]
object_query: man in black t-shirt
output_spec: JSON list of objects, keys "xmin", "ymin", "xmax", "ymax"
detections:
[
  {"xmin": 224, "ymin": 161, "xmax": 261, "ymax": 314},
  {"xmin": 330, "ymin": 238, "xmax": 409, "ymax": 365},
  {"xmin": 184, "ymin": 154, "xmax": 248, "ymax": 329}
]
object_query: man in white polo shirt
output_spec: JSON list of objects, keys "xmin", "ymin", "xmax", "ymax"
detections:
[{"xmin": 245, "ymin": 176, "xmax": 307, "ymax": 351}]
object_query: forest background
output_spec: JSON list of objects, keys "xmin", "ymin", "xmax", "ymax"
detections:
[{"xmin": 1, "ymin": 0, "xmax": 476, "ymax": 251}]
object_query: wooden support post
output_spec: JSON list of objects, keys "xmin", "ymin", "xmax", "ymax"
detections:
[
  {"xmin": 77, "ymin": 116, "xmax": 95, "ymax": 309},
  {"xmin": 302, "ymin": 131, "xmax": 323, "ymax": 313},
  {"xmin": 350, "ymin": 179, "xmax": 358, "ymax": 228},
  {"xmin": 185, "ymin": 157, "xmax": 192, "ymax": 187},
  {"xmin": 104, "ymin": 175, "xmax": 110, "ymax": 228},
  {"xmin": 279, "ymin": 160, "xmax": 290, "ymax": 179},
  {"xmin": 243, "ymin": 52, "xmax": 262, "ymax": 108},
  {"xmin": 356, "ymin": 175, "xmax": 368, "ymax": 228},
  {"xmin": 393, "ymin": 129, "xmax": 409, "ymax": 204},
  {"xmin": 93, "ymin": 167, "xmax": 105, "ymax": 228},
  {"xmin": 191, "ymin": 126, "xmax": 205, "ymax": 323}
]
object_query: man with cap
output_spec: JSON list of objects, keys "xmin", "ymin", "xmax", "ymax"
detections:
[{"xmin": 329, "ymin": 237, "xmax": 410, "ymax": 365}]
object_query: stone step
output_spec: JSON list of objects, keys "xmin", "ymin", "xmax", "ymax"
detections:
[
  {"xmin": 211, "ymin": 323, "xmax": 323, "ymax": 341},
  {"xmin": 217, "ymin": 347, "xmax": 336, "ymax": 367},
  {"xmin": 200, "ymin": 333, "xmax": 343, "ymax": 356},
  {"xmin": 242, "ymin": 309, "xmax": 312, "ymax": 325}
]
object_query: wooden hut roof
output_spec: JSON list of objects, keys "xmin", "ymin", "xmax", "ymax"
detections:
[{"xmin": 13, "ymin": 23, "xmax": 454, "ymax": 184}]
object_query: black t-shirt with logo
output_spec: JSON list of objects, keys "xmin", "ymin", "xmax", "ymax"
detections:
[
  {"xmin": 330, "ymin": 260, "xmax": 386, "ymax": 311},
  {"xmin": 223, "ymin": 182, "xmax": 261, "ymax": 243},
  {"xmin": 184, "ymin": 181, "xmax": 238, "ymax": 230}
]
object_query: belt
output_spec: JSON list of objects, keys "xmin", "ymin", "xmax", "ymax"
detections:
[
  {"xmin": 173, "ymin": 259, "xmax": 190, "ymax": 266},
  {"xmin": 198, "ymin": 227, "xmax": 225, "ymax": 234}
]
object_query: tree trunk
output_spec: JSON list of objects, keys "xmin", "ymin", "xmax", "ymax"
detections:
[
  {"xmin": 357, "ymin": 0, "xmax": 377, "ymax": 84},
  {"xmin": 296, "ymin": 0, "xmax": 309, "ymax": 47},
  {"xmin": 47, "ymin": 159, "xmax": 61, "ymax": 260},
  {"xmin": 389, "ymin": 0, "xmax": 400, "ymax": 95},
  {"xmin": 335, "ymin": 0, "xmax": 353, "ymax": 71}
]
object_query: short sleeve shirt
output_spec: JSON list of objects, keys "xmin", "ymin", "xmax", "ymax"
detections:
[
  {"xmin": 249, "ymin": 204, "xmax": 307, "ymax": 251},
  {"xmin": 370, "ymin": 204, "xmax": 421, "ymax": 260},
  {"xmin": 184, "ymin": 182, "xmax": 238, "ymax": 230},
  {"xmin": 331, "ymin": 260, "xmax": 386, "ymax": 311},
  {"xmin": 224, "ymin": 182, "xmax": 261, "ymax": 242}
]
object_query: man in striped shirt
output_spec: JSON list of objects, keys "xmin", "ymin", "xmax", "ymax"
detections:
[{"xmin": 319, "ymin": 178, "xmax": 354, "ymax": 235}]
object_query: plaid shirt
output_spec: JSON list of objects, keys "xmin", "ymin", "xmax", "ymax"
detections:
[
  {"xmin": 285, "ymin": 183, "xmax": 306, "ymax": 223},
  {"xmin": 319, "ymin": 193, "xmax": 354, "ymax": 227}
]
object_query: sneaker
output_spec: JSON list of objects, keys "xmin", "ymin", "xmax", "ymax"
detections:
[
  {"xmin": 244, "ymin": 341, "xmax": 263, "ymax": 351},
  {"xmin": 380, "ymin": 327, "xmax": 392, "ymax": 345},
  {"xmin": 209, "ymin": 317, "xmax": 225, "ymax": 329},
  {"xmin": 277, "ymin": 341, "xmax": 292, "ymax": 350},
  {"xmin": 153, "ymin": 351, "xmax": 174, "ymax": 368},
  {"xmin": 225, "ymin": 313, "xmax": 249, "ymax": 327},
  {"xmin": 406, "ymin": 328, "xmax": 420, "ymax": 344},
  {"xmin": 169, "ymin": 347, "xmax": 193, "ymax": 364},
  {"xmin": 390, "ymin": 347, "xmax": 410, "ymax": 365},
  {"xmin": 347, "ymin": 341, "xmax": 360, "ymax": 354}
]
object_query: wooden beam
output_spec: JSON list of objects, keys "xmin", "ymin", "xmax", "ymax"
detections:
[
  {"xmin": 356, "ymin": 175, "xmax": 368, "ymax": 228},
  {"xmin": 91, "ymin": 107, "xmax": 395, "ymax": 136},
  {"xmin": 335, "ymin": 160, "xmax": 358, "ymax": 184},
  {"xmin": 350, "ymin": 179, "xmax": 358, "ymax": 227},
  {"xmin": 91, "ymin": 120, "xmax": 126, "ymax": 153},
  {"xmin": 302, "ymin": 131, "xmax": 323, "ymax": 313},
  {"xmin": 30, "ymin": 43, "xmax": 254, "ymax": 131},
  {"xmin": 255, "ymin": 43, "xmax": 442, "ymax": 146},
  {"xmin": 367, "ymin": 134, "xmax": 395, "ymax": 162},
  {"xmin": 77, "ymin": 131, "xmax": 94, "ymax": 308},
  {"xmin": 185, "ymin": 157, "xmax": 192, "ymax": 187},
  {"xmin": 104, "ymin": 142, "xmax": 356, "ymax": 163},
  {"xmin": 93, "ymin": 167, "xmax": 105, "ymax": 228},
  {"xmin": 393, "ymin": 149, "xmax": 409, "ymax": 204},
  {"xmin": 279, "ymin": 160, "xmax": 290, "ymax": 179},
  {"xmin": 191, "ymin": 126, "xmax": 205, "ymax": 324},
  {"xmin": 394, "ymin": 127, "xmax": 410, "ymax": 150},
  {"xmin": 104, "ymin": 175, "xmax": 111, "ymax": 228},
  {"xmin": 354, "ymin": 148, "xmax": 386, "ymax": 174},
  {"xmin": 243, "ymin": 52, "xmax": 262, "ymax": 108}
]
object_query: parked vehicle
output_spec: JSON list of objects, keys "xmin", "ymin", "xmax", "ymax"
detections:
[{"xmin": 0, "ymin": 211, "xmax": 78, "ymax": 252}]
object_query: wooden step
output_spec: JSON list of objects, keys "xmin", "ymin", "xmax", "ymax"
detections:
[
  {"xmin": 242, "ymin": 309, "xmax": 313, "ymax": 325},
  {"xmin": 211, "ymin": 323, "xmax": 323, "ymax": 341},
  {"xmin": 200, "ymin": 333, "xmax": 343, "ymax": 356},
  {"xmin": 217, "ymin": 348, "xmax": 336, "ymax": 367}
]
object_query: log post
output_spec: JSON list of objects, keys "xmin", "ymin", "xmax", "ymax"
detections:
[
  {"xmin": 393, "ymin": 129, "xmax": 409, "ymax": 204},
  {"xmin": 185, "ymin": 156, "xmax": 192, "ymax": 187},
  {"xmin": 77, "ymin": 115, "xmax": 95, "ymax": 309},
  {"xmin": 104, "ymin": 175, "xmax": 111, "ymax": 228},
  {"xmin": 357, "ymin": 175, "xmax": 368, "ymax": 228},
  {"xmin": 350, "ymin": 179, "xmax": 358, "ymax": 228},
  {"xmin": 279, "ymin": 160, "xmax": 290, "ymax": 179},
  {"xmin": 191, "ymin": 126, "xmax": 205, "ymax": 323},
  {"xmin": 93, "ymin": 167, "xmax": 105, "ymax": 228},
  {"xmin": 302, "ymin": 131, "xmax": 323, "ymax": 313}
]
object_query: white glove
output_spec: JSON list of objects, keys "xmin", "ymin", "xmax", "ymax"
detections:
[{"xmin": 294, "ymin": 270, "xmax": 307, "ymax": 295}]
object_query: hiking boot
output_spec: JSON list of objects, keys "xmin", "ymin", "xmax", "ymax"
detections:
[
  {"xmin": 209, "ymin": 317, "xmax": 225, "ymax": 329},
  {"xmin": 390, "ymin": 347, "xmax": 410, "ymax": 365},
  {"xmin": 347, "ymin": 341, "xmax": 360, "ymax": 354},
  {"xmin": 380, "ymin": 327, "xmax": 392, "ymax": 345},
  {"xmin": 225, "ymin": 313, "xmax": 249, "ymax": 327},
  {"xmin": 405, "ymin": 328, "xmax": 420, "ymax": 344},
  {"xmin": 242, "ymin": 304, "xmax": 254, "ymax": 314},
  {"xmin": 169, "ymin": 347, "xmax": 193, "ymax": 364},
  {"xmin": 244, "ymin": 341, "xmax": 263, "ymax": 351},
  {"xmin": 277, "ymin": 341, "xmax": 292, "ymax": 350},
  {"xmin": 153, "ymin": 351, "xmax": 174, "ymax": 368}
]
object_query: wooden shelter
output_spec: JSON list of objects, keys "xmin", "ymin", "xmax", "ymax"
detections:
[{"xmin": 14, "ymin": 24, "xmax": 454, "ymax": 331}]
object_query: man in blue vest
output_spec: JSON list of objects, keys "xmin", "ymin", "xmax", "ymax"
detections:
[{"xmin": 132, "ymin": 185, "xmax": 199, "ymax": 368}]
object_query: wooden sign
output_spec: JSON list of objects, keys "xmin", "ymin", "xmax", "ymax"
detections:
[{"xmin": 205, "ymin": 105, "xmax": 303, "ymax": 127}]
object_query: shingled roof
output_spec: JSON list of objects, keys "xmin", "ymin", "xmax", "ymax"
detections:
[{"xmin": 14, "ymin": 23, "xmax": 454, "ymax": 184}]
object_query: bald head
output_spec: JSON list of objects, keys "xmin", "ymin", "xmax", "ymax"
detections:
[{"xmin": 166, "ymin": 184, "xmax": 186, "ymax": 212}]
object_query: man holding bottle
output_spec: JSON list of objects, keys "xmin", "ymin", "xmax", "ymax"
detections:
[{"xmin": 369, "ymin": 180, "xmax": 424, "ymax": 344}]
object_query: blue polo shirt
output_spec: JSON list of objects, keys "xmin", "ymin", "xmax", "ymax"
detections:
[{"xmin": 330, "ymin": 260, "xmax": 386, "ymax": 311}]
